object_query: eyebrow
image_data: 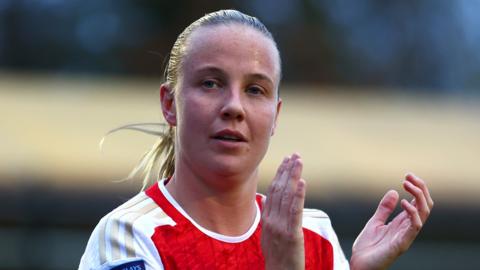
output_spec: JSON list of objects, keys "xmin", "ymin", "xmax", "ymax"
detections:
[
  {"xmin": 246, "ymin": 73, "xmax": 275, "ymax": 87},
  {"xmin": 194, "ymin": 66, "xmax": 227, "ymax": 78},
  {"xmin": 194, "ymin": 66, "xmax": 275, "ymax": 87}
]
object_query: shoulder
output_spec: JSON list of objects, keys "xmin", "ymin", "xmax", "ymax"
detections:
[
  {"xmin": 79, "ymin": 192, "xmax": 173, "ymax": 270},
  {"xmin": 96, "ymin": 191, "xmax": 172, "ymax": 241},
  {"xmin": 302, "ymin": 208, "xmax": 350, "ymax": 270},
  {"xmin": 302, "ymin": 208, "xmax": 335, "ymax": 240},
  {"xmin": 303, "ymin": 208, "xmax": 332, "ymax": 229},
  {"xmin": 303, "ymin": 208, "xmax": 330, "ymax": 219}
]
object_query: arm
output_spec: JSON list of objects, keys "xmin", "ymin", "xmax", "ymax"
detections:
[{"xmin": 350, "ymin": 173, "xmax": 434, "ymax": 270}]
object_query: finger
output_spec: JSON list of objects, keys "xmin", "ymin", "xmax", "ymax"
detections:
[
  {"xmin": 275, "ymin": 157, "xmax": 289, "ymax": 179},
  {"xmin": 261, "ymin": 196, "xmax": 267, "ymax": 217},
  {"xmin": 280, "ymin": 154, "xmax": 298, "ymax": 190},
  {"xmin": 390, "ymin": 208, "xmax": 409, "ymax": 226},
  {"xmin": 290, "ymin": 157, "xmax": 303, "ymax": 183},
  {"xmin": 401, "ymin": 199, "xmax": 423, "ymax": 234},
  {"xmin": 270, "ymin": 156, "xmax": 293, "ymax": 216},
  {"xmin": 369, "ymin": 190, "xmax": 399, "ymax": 226},
  {"xmin": 403, "ymin": 180, "xmax": 430, "ymax": 223},
  {"xmin": 261, "ymin": 195, "xmax": 272, "ymax": 226},
  {"xmin": 406, "ymin": 173, "xmax": 434, "ymax": 209},
  {"xmin": 288, "ymin": 152, "xmax": 301, "ymax": 161},
  {"xmin": 278, "ymin": 154, "xmax": 300, "ymax": 193},
  {"xmin": 288, "ymin": 178, "xmax": 306, "ymax": 234},
  {"xmin": 283, "ymin": 157, "xmax": 303, "ymax": 198},
  {"xmin": 280, "ymin": 158, "xmax": 303, "ymax": 216},
  {"xmin": 264, "ymin": 157, "xmax": 289, "ymax": 217}
]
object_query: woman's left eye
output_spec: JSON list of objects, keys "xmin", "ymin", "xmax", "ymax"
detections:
[{"xmin": 246, "ymin": 86, "xmax": 264, "ymax": 95}]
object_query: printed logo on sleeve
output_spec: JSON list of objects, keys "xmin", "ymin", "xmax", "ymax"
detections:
[{"xmin": 110, "ymin": 259, "xmax": 146, "ymax": 270}]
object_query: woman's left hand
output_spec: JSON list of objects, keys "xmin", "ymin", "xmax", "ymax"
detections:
[{"xmin": 350, "ymin": 173, "xmax": 434, "ymax": 270}]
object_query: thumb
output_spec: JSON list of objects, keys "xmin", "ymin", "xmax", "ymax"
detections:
[
  {"xmin": 261, "ymin": 195, "xmax": 269, "ymax": 218},
  {"xmin": 370, "ymin": 190, "xmax": 399, "ymax": 225}
]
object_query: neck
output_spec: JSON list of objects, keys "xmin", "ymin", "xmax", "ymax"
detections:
[{"xmin": 165, "ymin": 160, "xmax": 259, "ymax": 236}]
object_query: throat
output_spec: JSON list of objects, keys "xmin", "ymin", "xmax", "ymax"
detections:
[
  {"xmin": 196, "ymin": 201, "xmax": 259, "ymax": 237},
  {"xmin": 165, "ymin": 177, "xmax": 259, "ymax": 236}
]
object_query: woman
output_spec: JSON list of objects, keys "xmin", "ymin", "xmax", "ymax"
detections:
[{"xmin": 79, "ymin": 10, "xmax": 433, "ymax": 270}]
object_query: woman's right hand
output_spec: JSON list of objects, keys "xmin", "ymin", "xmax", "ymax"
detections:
[{"xmin": 261, "ymin": 154, "xmax": 306, "ymax": 270}]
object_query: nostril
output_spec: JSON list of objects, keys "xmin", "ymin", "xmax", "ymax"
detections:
[
  {"xmin": 220, "ymin": 93, "xmax": 246, "ymax": 120},
  {"xmin": 221, "ymin": 111, "xmax": 231, "ymax": 118}
]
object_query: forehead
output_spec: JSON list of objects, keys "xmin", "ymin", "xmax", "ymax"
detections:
[{"xmin": 182, "ymin": 24, "xmax": 280, "ymax": 83}]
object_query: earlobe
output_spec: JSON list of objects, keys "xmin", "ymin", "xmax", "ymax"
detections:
[
  {"xmin": 160, "ymin": 84, "xmax": 177, "ymax": 126},
  {"xmin": 271, "ymin": 98, "xmax": 282, "ymax": 136}
]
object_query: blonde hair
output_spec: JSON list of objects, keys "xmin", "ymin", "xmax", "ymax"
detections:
[{"xmin": 106, "ymin": 10, "xmax": 279, "ymax": 190}]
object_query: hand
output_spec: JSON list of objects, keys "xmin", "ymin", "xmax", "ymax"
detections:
[
  {"xmin": 350, "ymin": 173, "xmax": 434, "ymax": 270},
  {"xmin": 261, "ymin": 154, "xmax": 306, "ymax": 270}
]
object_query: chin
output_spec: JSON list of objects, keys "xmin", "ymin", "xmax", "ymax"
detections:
[{"xmin": 206, "ymin": 156, "xmax": 255, "ymax": 179}]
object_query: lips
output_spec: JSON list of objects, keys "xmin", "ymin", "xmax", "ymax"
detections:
[{"xmin": 212, "ymin": 129, "xmax": 247, "ymax": 142}]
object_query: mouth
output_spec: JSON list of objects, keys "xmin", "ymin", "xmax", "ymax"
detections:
[{"xmin": 212, "ymin": 129, "xmax": 247, "ymax": 142}]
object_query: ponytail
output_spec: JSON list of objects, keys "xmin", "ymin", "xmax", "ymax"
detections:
[{"xmin": 100, "ymin": 123, "xmax": 175, "ymax": 190}]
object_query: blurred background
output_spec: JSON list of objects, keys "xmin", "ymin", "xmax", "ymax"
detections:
[{"xmin": 1, "ymin": 0, "xmax": 479, "ymax": 269}]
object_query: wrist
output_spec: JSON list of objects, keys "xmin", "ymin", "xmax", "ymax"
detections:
[{"xmin": 349, "ymin": 255, "xmax": 389, "ymax": 270}]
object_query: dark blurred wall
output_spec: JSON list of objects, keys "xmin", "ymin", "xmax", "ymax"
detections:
[{"xmin": 1, "ymin": 0, "xmax": 480, "ymax": 94}]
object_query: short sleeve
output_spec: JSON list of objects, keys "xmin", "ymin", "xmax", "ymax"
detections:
[
  {"xmin": 79, "ymin": 193, "xmax": 169, "ymax": 270},
  {"xmin": 302, "ymin": 208, "xmax": 350, "ymax": 270}
]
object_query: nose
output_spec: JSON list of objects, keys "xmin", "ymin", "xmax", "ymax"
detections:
[{"xmin": 220, "ymin": 88, "xmax": 245, "ymax": 121}]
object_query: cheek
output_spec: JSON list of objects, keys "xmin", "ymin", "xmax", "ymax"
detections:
[
  {"xmin": 177, "ymin": 93, "xmax": 214, "ymax": 130},
  {"xmin": 251, "ymin": 105, "xmax": 278, "ymax": 139},
  {"xmin": 176, "ymin": 99, "xmax": 207, "ymax": 154}
]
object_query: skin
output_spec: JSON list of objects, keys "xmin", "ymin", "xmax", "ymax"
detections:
[
  {"xmin": 160, "ymin": 24, "xmax": 282, "ymax": 236},
  {"xmin": 261, "ymin": 154, "xmax": 306, "ymax": 269},
  {"xmin": 350, "ymin": 173, "xmax": 434, "ymax": 270},
  {"xmin": 265, "ymin": 161, "xmax": 433, "ymax": 270},
  {"xmin": 159, "ymin": 22, "xmax": 434, "ymax": 269}
]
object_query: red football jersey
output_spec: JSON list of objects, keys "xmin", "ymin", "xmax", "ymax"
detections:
[{"xmin": 79, "ymin": 180, "xmax": 349, "ymax": 270}]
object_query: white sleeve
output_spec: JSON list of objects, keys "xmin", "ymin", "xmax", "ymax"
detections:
[
  {"xmin": 78, "ymin": 198, "xmax": 171, "ymax": 270},
  {"xmin": 78, "ymin": 216, "xmax": 164, "ymax": 270},
  {"xmin": 302, "ymin": 208, "xmax": 350, "ymax": 270}
]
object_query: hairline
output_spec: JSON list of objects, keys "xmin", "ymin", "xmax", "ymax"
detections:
[{"xmin": 176, "ymin": 22, "xmax": 282, "ymax": 94}]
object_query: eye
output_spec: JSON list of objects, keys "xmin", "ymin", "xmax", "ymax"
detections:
[
  {"xmin": 202, "ymin": 79, "xmax": 220, "ymax": 89},
  {"xmin": 246, "ymin": 85, "xmax": 265, "ymax": 96}
]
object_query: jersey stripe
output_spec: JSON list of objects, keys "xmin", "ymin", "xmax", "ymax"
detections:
[
  {"xmin": 122, "ymin": 202, "xmax": 158, "ymax": 258},
  {"xmin": 109, "ymin": 199, "xmax": 157, "ymax": 260},
  {"xmin": 99, "ymin": 194, "xmax": 149, "ymax": 264}
]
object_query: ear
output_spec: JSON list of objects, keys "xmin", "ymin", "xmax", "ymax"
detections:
[
  {"xmin": 160, "ymin": 83, "xmax": 177, "ymax": 126},
  {"xmin": 271, "ymin": 98, "xmax": 282, "ymax": 136}
]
